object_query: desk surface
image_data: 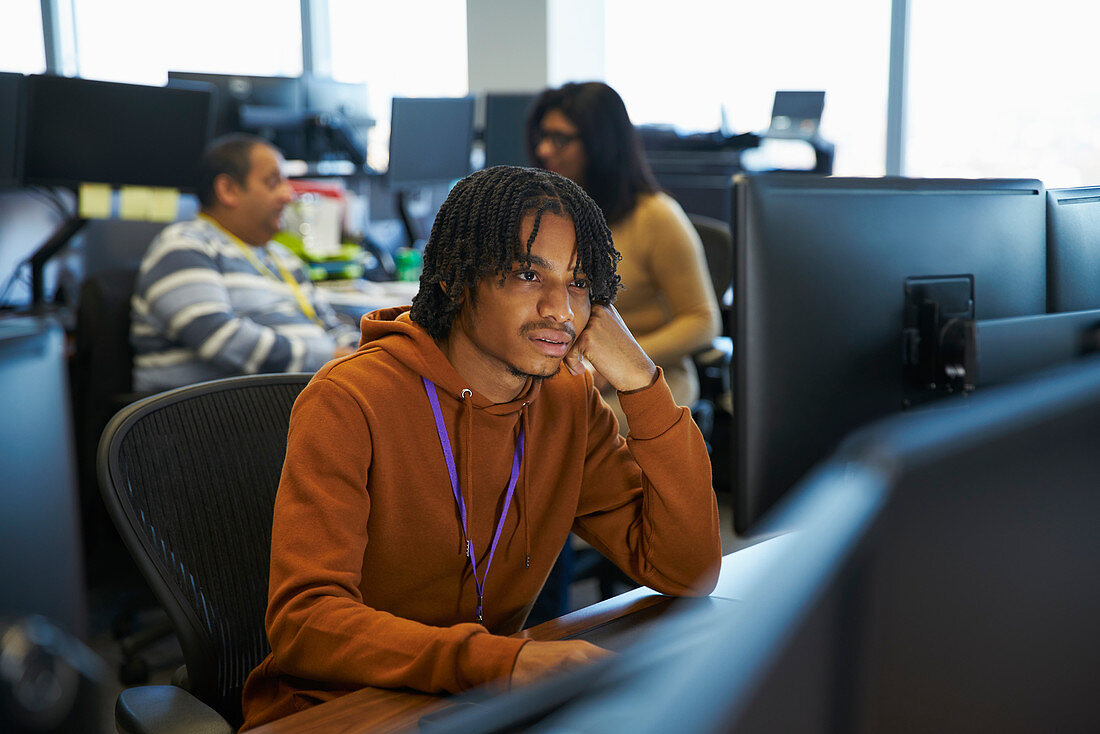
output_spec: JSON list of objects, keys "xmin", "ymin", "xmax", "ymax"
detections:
[{"xmin": 250, "ymin": 535, "xmax": 791, "ymax": 734}]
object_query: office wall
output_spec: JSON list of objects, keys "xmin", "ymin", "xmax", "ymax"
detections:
[{"xmin": 467, "ymin": 0, "xmax": 605, "ymax": 94}]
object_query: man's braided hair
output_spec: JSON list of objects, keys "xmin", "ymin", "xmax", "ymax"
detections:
[{"xmin": 410, "ymin": 165, "xmax": 621, "ymax": 340}]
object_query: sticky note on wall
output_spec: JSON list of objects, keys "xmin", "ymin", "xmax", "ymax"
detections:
[
  {"xmin": 78, "ymin": 183, "xmax": 112, "ymax": 219},
  {"xmin": 148, "ymin": 188, "xmax": 180, "ymax": 222},
  {"xmin": 119, "ymin": 186, "xmax": 153, "ymax": 220}
]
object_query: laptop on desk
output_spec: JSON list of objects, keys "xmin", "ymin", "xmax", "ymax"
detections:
[{"xmin": 766, "ymin": 90, "xmax": 825, "ymax": 140}]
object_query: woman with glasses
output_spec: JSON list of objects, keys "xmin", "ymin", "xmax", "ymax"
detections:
[{"xmin": 526, "ymin": 81, "xmax": 720, "ymax": 433}]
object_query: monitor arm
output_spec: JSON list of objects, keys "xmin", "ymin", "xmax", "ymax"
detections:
[{"xmin": 903, "ymin": 275, "xmax": 1100, "ymax": 405}]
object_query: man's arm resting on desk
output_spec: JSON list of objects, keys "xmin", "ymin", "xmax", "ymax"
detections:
[{"xmin": 569, "ymin": 367, "xmax": 723, "ymax": 597}]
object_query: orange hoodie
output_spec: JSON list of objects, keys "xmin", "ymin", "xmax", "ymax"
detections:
[{"xmin": 239, "ymin": 307, "xmax": 722, "ymax": 729}]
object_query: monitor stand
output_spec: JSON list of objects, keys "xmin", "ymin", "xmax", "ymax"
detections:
[{"xmin": 393, "ymin": 189, "xmax": 420, "ymax": 248}]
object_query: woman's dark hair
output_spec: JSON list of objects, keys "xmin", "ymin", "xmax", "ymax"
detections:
[
  {"xmin": 525, "ymin": 81, "xmax": 658, "ymax": 225},
  {"xmin": 410, "ymin": 165, "xmax": 621, "ymax": 340},
  {"xmin": 195, "ymin": 133, "xmax": 270, "ymax": 209}
]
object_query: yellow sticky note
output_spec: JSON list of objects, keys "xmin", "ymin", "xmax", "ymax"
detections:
[
  {"xmin": 147, "ymin": 188, "xmax": 180, "ymax": 223},
  {"xmin": 78, "ymin": 183, "xmax": 112, "ymax": 219},
  {"xmin": 119, "ymin": 186, "xmax": 153, "ymax": 220}
]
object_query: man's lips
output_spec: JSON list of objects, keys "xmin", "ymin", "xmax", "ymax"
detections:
[{"xmin": 527, "ymin": 329, "xmax": 573, "ymax": 357}]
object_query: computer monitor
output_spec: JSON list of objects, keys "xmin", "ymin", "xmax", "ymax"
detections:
[
  {"xmin": 483, "ymin": 92, "xmax": 537, "ymax": 168},
  {"xmin": 1, "ymin": 317, "xmax": 87, "ymax": 638},
  {"xmin": 733, "ymin": 175, "xmax": 1046, "ymax": 534},
  {"xmin": 166, "ymin": 71, "xmax": 302, "ymax": 134},
  {"xmin": 21, "ymin": 74, "xmax": 214, "ymax": 190},
  {"xmin": 300, "ymin": 74, "xmax": 371, "ymax": 165},
  {"xmin": 1046, "ymin": 186, "xmax": 1100, "ymax": 313},
  {"xmin": 689, "ymin": 355, "xmax": 1100, "ymax": 733},
  {"xmin": 166, "ymin": 71, "xmax": 305, "ymax": 159},
  {"xmin": 388, "ymin": 96, "xmax": 476, "ymax": 189},
  {"xmin": 766, "ymin": 90, "xmax": 825, "ymax": 140},
  {"xmin": 302, "ymin": 75, "xmax": 371, "ymax": 124},
  {"xmin": 0, "ymin": 72, "xmax": 24, "ymax": 187}
]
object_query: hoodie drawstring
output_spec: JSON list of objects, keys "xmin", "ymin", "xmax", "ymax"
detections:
[
  {"xmin": 460, "ymin": 388, "xmax": 473, "ymax": 558},
  {"xmin": 423, "ymin": 378, "xmax": 524, "ymax": 622}
]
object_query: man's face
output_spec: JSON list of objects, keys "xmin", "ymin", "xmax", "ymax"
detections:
[
  {"xmin": 232, "ymin": 143, "xmax": 294, "ymax": 245},
  {"xmin": 454, "ymin": 211, "xmax": 592, "ymax": 383}
]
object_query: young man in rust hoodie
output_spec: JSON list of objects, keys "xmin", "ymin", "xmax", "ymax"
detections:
[{"xmin": 239, "ymin": 165, "xmax": 722, "ymax": 729}]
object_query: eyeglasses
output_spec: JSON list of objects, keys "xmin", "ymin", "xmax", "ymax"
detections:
[{"xmin": 536, "ymin": 129, "xmax": 580, "ymax": 150}]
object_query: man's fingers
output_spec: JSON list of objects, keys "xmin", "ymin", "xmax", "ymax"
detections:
[{"xmin": 563, "ymin": 335, "xmax": 586, "ymax": 376}]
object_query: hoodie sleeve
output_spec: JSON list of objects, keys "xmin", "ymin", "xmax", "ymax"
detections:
[
  {"xmin": 571, "ymin": 368, "xmax": 722, "ymax": 596},
  {"xmin": 264, "ymin": 377, "xmax": 529, "ymax": 694}
]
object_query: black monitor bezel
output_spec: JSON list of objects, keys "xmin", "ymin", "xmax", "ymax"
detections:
[{"xmin": 21, "ymin": 74, "xmax": 214, "ymax": 191}]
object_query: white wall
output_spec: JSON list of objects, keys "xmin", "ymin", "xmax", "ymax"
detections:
[{"xmin": 466, "ymin": 0, "xmax": 605, "ymax": 94}]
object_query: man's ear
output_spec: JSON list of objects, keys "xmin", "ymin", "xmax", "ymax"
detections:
[{"xmin": 213, "ymin": 173, "xmax": 240, "ymax": 208}]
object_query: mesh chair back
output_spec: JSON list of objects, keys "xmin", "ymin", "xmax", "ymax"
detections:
[
  {"xmin": 97, "ymin": 373, "xmax": 312, "ymax": 727},
  {"xmin": 687, "ymin": 213, "xmax": 733, "ymax": 302}
]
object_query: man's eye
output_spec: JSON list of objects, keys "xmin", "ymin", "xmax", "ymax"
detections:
[
  {"xmin": 571, "ymin": 278, "xmax": 589, "ymax": 289},
  {"xmin": 517, "ymin": 270, "xmax": 538, "ymax": 282}
]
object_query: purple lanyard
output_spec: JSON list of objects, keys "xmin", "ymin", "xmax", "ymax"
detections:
[{"xmin": 423, "ymin": 377, "xmax": 524, "ymax": 622}]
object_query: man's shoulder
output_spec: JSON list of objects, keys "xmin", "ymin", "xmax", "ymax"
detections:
[
  {"xmin": 315, "ymin": 345, "xmax": 416, "ymax": 396},
  {"xmin": 142, "ymin": 218, "xmax": 224, "ymax": 261}
]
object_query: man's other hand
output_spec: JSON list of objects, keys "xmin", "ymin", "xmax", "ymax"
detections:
[{"xmin": 511, "ymin": 639, "xmax": 611, "ymax": 688}]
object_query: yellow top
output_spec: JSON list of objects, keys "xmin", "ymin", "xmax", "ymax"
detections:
[{"xmin": 609, "ymin": 192, "xmax": 720, "ymax": 406}]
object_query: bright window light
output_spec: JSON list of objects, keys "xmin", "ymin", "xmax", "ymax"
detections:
[
  {"xmin": 328, "ymin": 0, "xmax": 468, "ymax": 170},
  {"xmin": 604, "ymin": 0, "xmax": 890, "ymax": 176},
  {"xmin": 907, "ymin": 0, "xmax": 1100, "ymax": 186},
  {"xmin": 0, "ymin": 0, "xmax": 46, "ymax": 74},
  {"xmin": 72, "ymin": 0, "xmax": 302, "ymax": 85}
]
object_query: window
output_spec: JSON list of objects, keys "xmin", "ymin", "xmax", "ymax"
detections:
[
  {"xmin": 604, "ymin": 0, "xmax": 890, "ymax": 176},
  {"xmin": 0, "ymin": 0, "xmax": 46, "ymax": 73},
  {"xmin": 328, "ymin": 0, "xmax": 469, "ymax": 170},
  {"xmin": 71, "ymin": 0, "xmax": 302, "ymax": 85},
  {"xmin": 907, "ymin": 1, "xmax": 1099, "ymax": 186}
]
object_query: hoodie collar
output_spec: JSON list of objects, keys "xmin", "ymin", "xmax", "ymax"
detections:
[{"xmin": 359, "ymin": 306, "xmax": 543, "ymax": 415}]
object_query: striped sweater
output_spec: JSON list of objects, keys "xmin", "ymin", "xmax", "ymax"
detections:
[{"xmin": 131, "ymin": 217, "xmax": 359, "ymax": 392}]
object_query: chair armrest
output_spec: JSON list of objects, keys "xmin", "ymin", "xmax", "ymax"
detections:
[
  {"xmin": 693, "ymin": 336, "xmax": 734, "ymax": 367},
  {"xmin": 116, "ymin": 685, "xmax": 233, "ymax": 734}
]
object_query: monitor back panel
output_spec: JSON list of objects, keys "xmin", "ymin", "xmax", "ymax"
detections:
[
  {"xmin": 1046, "ymin": 186, "xmax": 1100, "ymax": 312},
  {"xmin": 23, "ymin": 74, "xmax": 213, "ymax": 189},
  {"xmin": 388, "ymin": 96, "xmax": 475, "ymax": 188},
  {"xmin": 734, "ymin": 175, "xmax": 1046, "ymax": 533},
  {"xmin": 484, "ymin": 92, "xmax": 537, "ymax": 168},
  {"xmin": 0, "ymin": 72, "xmax": 24, "ymax": 186}
]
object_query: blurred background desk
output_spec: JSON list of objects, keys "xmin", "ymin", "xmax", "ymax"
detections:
[
  {"xmin": 249, "ymin": 536, "xmax": 791, "ymax": 734},
  {"xmin": 316, "ymin": 279, "xmax": 420, "ymax": 323}
]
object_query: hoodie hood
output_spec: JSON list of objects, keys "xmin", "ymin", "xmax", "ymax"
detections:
[{"xmin": 358, "ymin": 306, "xmax": 541, "ymax": 415}]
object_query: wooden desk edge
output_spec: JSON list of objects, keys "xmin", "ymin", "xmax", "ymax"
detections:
[{"xmin": 248, "ymin": 549, "xmax": 765, "ymax": 733}]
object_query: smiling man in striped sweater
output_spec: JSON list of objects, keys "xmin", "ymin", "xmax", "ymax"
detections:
[{"xmin": 131, "ymin": 134, "xmax": 358, "ymax": 392}]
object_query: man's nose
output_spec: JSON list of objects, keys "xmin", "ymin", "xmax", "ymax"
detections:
[{"xmin": 539, "ymin": 283, "xmax": 574, "ymax": 323}]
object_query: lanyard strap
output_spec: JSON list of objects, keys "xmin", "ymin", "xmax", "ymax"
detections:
[
  {"xmin": 200, "ymin": 214, "xmax": 323, "ymax": 327},
  {"xmin": 423, "ymin": 377, "xmax": 524, "ymax": 622}
]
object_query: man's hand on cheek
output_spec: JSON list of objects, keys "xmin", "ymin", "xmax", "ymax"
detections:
[{"xmin": 563, "ymin": 304, "xmax": 656, "ymax": 393}]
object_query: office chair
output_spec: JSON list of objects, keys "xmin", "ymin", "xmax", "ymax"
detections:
[
  {"xmin": 97, "ymin": 373, "xmax": 313, "ymax": 733},
  {"xmin": 686, "ymin": 214, "xmax": 735, "ymax": 488},
  {"xmin": 70, "ymin": 266, "xmax": 179, "ymax": 685}
]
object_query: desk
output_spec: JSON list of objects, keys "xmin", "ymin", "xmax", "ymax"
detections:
[{"xmin": 250, "ymin": 535, "xmax": 792, "ymax": 734}]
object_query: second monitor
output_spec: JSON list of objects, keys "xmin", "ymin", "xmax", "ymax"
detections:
[
  {"xmin": 387, "ymin": 96, "xmax": 476, "ymax": 189},
  {"xmin": 733, "ymin": 174, "xmax": 1047, "ymax": 534}
]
